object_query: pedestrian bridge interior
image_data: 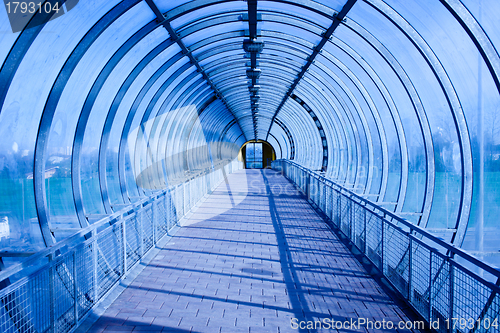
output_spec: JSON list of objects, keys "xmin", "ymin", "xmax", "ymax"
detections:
[{"xmin": 0, "ymin": 0, "xmax": 499, "ymax": 332}]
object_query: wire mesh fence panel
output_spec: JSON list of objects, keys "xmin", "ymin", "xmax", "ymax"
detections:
[
  {"xmin": 75, "ymin": 242, "xmax": 95, "ymax": 320},
  {"xmin": 297, "ymin": 169, "xmax": 301, "ymax": 187},
  {"xmin": 311, "ymin": 177, "xmax": 319, "ymax": 203},
  {"xmin": 366, "ymin": 212, "xmax": 383, "ymax": 270},
  {"xmin": 339, "ymin": 194, "xmax": 351, "ymax": 236},
  {"xmin": 143, "ymin": 205, "xmax": 154, "ymax": 253},
  {"xmin": 210, "ymin": 171, "xmax": 215, "ymax": 191},
  {"xmin": 178, "ymin": 185, "xmax": 184, "ymax": 217},
  {"xmin": 430, "ymin": 253, "xmax": 452, "ymax": 332},
  {"xmin": 190, "ymin": 179, "xmax": 195, "ymax": 207},
  {"xmin": 124, "ymin": 215, "xmax": 141, "ymax": 271},
  {"xmin": 325, "ymin": 186, "xmax": 332, "ymax": 220},
  {"xmin": 302, "ymin": 173, "xmax": 307, "ymax": 194},
  {"xmin": 184, "ymin": 182, "xmax": 189, "ymax": 213},
  {"xmin": 0, "ymin": 269, "xmax": 49, "ymax": 333},
  {"xmin": 186, "ymin": 180, "xmax": 190, "ymax": 209},
  {"xmin": 0, "ymin": 161, "xmax": 244, "ymax": 333},
  {"xmin": 197, "ymin": 177, "xmax": 202, "ymax": 203},
  {"xmin": 191, "ymin": 179, "xmax": 195, "ymax": 207},
  {"xmin": 331, "ymin": 190, "xmax": 339, "ymax": 226},
  {"xmin": 320, "ymin": 181, "xmax": 326, "ymax": 212},
  {"xmin": 168, "ymin": 192, "xmax": 177, "ymax": 228},
  {"xmin": 271, "ymin": 160, "xmax": 500, "ymax": 333},
  {"xmin": 472, "ymin": 291, "xmax": 500, "ymax": 333},
  {"xmin": 451, "ymin": 264, "xmax": 499, "ymax": 333},
  {"xmin": 383, "ymin": 223, "xmax": 410, "ymax": 298},
  {"xmin": 409, "ymin": 241, "xmax": 431, "ymax": 320},
  {"xmin": 95, "ymin": 223, "xmax": 123, "ymax": 298},
  {"xmin": 155, "ymin": 197, "xmax": 168, "ymax": 241},
  {"xmin": 315, "ymin": 178, "xmax": 320, "ymax": 203},
  {"xmin": 203, "ymin": 174, "xmax": 207, "ymax": 196},
  {"xmin": 53, "ymin": 255, "xmax": 76, "ymax": 333},
  {"xmin": 353, "ymin": 202, "xmax": 365, "ymax": 251}
]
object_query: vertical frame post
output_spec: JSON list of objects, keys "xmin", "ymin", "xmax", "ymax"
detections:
[
  {"xmin": 121, "ymin": 218, "xmax": 127, "ymax": 276},
  {"xmin": 363, "ymin": 208, "xmax": 367, "ymax": 254},
  {"xmin": 152, "ymin": 201, "xmax": 157, "ymax": 245},
  {"xmin": 448, "ymin": 261, "xmax": 454, "ymax": 333},
  {"xmin": 381, "ymin": 215, "xmax": 385, "ymax": 273},
  {"xmin": 73, "ymin": 250, "xmax": 79, "ymax": 326},
  {"xmin": 349, "ymin": 199, "xmax": 353, "ymax": 240},
  {"xmin": 139, "ymin": 208, "xmax": 144, "ymax": 257},
  {"xmin": 92, "ymin": 230, "xmax": 98, "ymax": 302},
  {"xmin": 49, "ymin": 254, "xmax": 55, "ymax": 333},
  {"xmin": 408, "ymin": 237, "xmax": 413, "ymax": 303},
  {"xmin": 429, "ymin": 250, "xmax": 434, "ymax": 323}
]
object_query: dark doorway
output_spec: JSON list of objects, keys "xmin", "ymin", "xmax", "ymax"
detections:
[{"xmin": 240, "ymin": 141, "xmax": 276, "ymax": 169}]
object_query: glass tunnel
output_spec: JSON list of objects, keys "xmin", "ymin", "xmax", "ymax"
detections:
[{"xmin": 0, "ymin": 0, "xmax": 500, "ymax": 330}]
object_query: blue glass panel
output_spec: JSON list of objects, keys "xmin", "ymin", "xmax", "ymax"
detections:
[
  {"xmin": 384, "ymin": 0, "xmax": 500, "ymax": 252},
  {"xmin": 259, "ymin": 21, "xmax": 322, "ymax": 46},
  {"xmin": 46, "ymin": 1, "xmax": 154, "ymax": 226},
  {"xmin": 106, "ymin": 43, "xmax": 182, "ymax": 204},
  {"xmin": 258, "ymin": 1, "xmax": 333, "ymax": 29},
  {"xmin": 81, "ymin": 27, "xmax": 169, "ymax": 214},
  {"xmin": 181, "ymin": 21, "xmax": 248, "ymax": 46},
  {"xmin": 333, "ymin": 23, "xmax": 427, "ymax": 210},
  {"xmin": 0, "ymin": 0, "xmax": 122, "ymax": 250},
  {"xmin": 170, "ymin": 1, "xmax": 246, "ymax": 30},
  {"xmin": 460, "ymin": 0, "xmax": 500, "ymax": 60},
  {"xmin": 156, "ymin": 0, "xmax": 193, "ymax": 14},
  {"xmin": 0, "ymin": 9, "xmax": 20, "ymax": 65}
]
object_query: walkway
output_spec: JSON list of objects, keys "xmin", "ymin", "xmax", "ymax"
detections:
[{"xmin": 85, "ymin": 169, "xmax": 419, "ymax": 333}]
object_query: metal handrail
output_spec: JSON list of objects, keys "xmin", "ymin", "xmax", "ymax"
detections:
[
  {"xmin": 0, "ymin": 158, "xmax": 235, "ymax": 284},
  {"xmin": 276, "ymin": 159, "xmax": 500, "ymax": 280},
  {"xmin": 273, "ymin": 159, "xmax": 500, "ymax": 332},
  {"xmin": 0, "ymin": 159, "xmax": 242, "ymax": 333}
]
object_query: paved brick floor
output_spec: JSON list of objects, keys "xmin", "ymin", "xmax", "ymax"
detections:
[{"xmin": 86, "ymin": 169, "xmax": 419, "ymax": 333}]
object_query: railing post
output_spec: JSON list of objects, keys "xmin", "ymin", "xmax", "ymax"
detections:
[
  {"xmin": 121, "ymin": 218, "xmax": 127, "ymax": 276},
  {"xmin": 187, "ymin": 180, "xmax": 191, "ymax": 209},
  {"xmin": 152, "ymin": 201, "xmax": 157, "ymax": 245},
  {"xmin": 429, "ymin": 250, "xmax": 434, "ymax": 322},
  {"xmin": 49, "ymin": 254, "xmax": 55, "ymax": 333},
  {"xmin": 408, "ymin": 238, "xmax": 413, "ymax": 303},
  {"xmin": 381, "ymin": 215, "xmax": 385, "ymax": 273},
  {"xmin": 139, "ymin": 208, "xmax": 144, "ymax": 257},
  {"xmin": 307, "ymin": 173, "xmax": 310, "ymax": 199},
  {"xmin": 306, "ymin": 173, "xmax": 310, "ymax": 200},
  {"xmin": 167, "ymin": 194, "xmax": 172, "ymax": 230},
  {"xmin": 336, "ymin": 192, "xmax": 341, "ymax": 226},
  {"xmin": 92, "ymin": 230, "xmax": 99, "ymax": 301},
  {"xmin": 363, "ymin": 208, "xmax": 367, "ymax": 254},
  {"xmin": 349, "ymin": 199, "xmax": 354, "ymax": 240},
  {"xmin": 73, "ymin": 250, "xmax": 79, "ymax": 326},
  {"xmin": 322, "ymin": 182, "xmax": 326, "ymax": 211},
  {"xmin": 182, "ymin": 183, "xmax": 186, "ymax": 216},
  {"xmin": 448, "ymin": 261, "xmax": 454, "ymax": 333}
]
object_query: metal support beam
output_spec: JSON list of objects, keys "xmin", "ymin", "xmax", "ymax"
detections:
[
  {"xmin": 245, "ymin": 0, "xmax": 259, "ymax": 141},
  {"xmin": 274, "ymin": 117, "xmax": 295, "ymax": 160},
  {"xmin": 143, "ymin": 0, "xmax": 246, "ymax": 140},
  {"xmin": 291, "ymin": 94, "xmax": 328, "ymax": 171},
  {"xmin": 265, "ymin": 0, "xmax": 358, "ymax": 141},
  {"xmin": 247, "ymin": 0, "xmax": 258, "ymax": 40}
]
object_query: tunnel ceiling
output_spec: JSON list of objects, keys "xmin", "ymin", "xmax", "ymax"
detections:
[{"xmin": 1, "ymin": 0, "xmax": 500, "ymax": 255}]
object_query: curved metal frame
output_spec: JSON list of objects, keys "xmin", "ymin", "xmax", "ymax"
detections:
[{"xmin": 0, "ymin": 0, "xmax": 497, "ymax": 259}]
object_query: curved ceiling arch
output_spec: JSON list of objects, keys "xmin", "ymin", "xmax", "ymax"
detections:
[{"xmin": 0, "ymin": 0, "xmax": 498, "ymax": 258}]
